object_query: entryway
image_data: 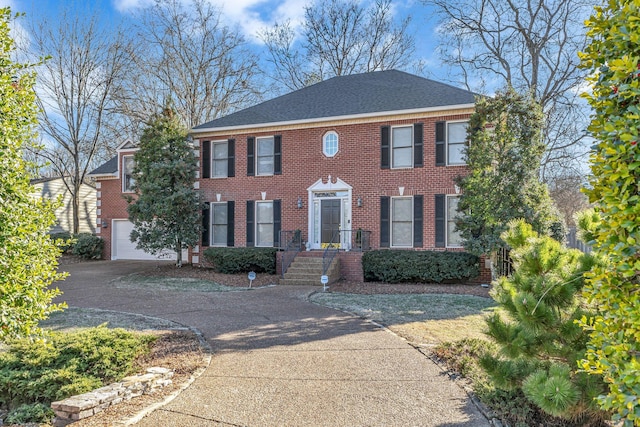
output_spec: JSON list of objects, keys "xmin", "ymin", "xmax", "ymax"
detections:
[{"xmin": 307, "ymin": 176, "xmax": 352, "ymax": 250}]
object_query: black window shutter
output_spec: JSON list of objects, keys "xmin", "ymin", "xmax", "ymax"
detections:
[
  {"xmin": 380, "ymin": 196, "xmax": 390, "ymax": 247},
  {"xmin": 274, "ymin": 135, "xmax": 282, "ymax": 175},
  {"xmin": 247, "ymin": 137, "xmax": 255, "ymax": 176},
  {"xmin": 227, "ymin": 139, "xmax": 235, "ymax": 178},
  {"xmin": 246, "ymin": 200, "xmax": 255, "ymax": 247},
  {"xmin": 202, "ymin": 202, "xmax": 210, "ymax": 247},
  {"xmin": 273, "ymin": 199, "xmax": 281, "ymax": 247},
  {"xmin": 413, "ymin": 195, "xmax": 424, "ymax": 248},
  {"xmin": 414, "ymin": 123, "xmax": 423, "ymax": 168},
  {"xmin": 435, "ymin": 122, "xmax": 446, "ymax": 166},
  {"xmin": 227, "ymin": 201, "xmax": 235, "ymax": 247},
  {"xmin": 381, "ymin": 126, "xmax": 390, "ymax": 169},
  {"xmin": 435, "ymin": 194, "xmax": 446, "ymax": 247},
  {"xmin": 202, "ymin": 140, "xmax": 211, "ymax": 178}
]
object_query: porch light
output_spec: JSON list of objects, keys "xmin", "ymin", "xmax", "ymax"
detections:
[
  {"xmin": 357, "ymin": 197, "xmax": 363, "ymax": 208},
  {"xmin": 101, "ymin": 219, "xmax": 108, "ymax": 228},
  {"xmin": 297, "ymin": 197, "xmax": 303, "ymax": 209}
]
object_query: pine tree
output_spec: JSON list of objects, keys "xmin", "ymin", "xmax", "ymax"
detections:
[
  {"xmin": 126, "ymin": 108, "xmax": 201, "ymax": 267},
  {"xmin": 0, "ymin": 8, "xmax": 66, "ymax": 340},
  {"xmin": 578, "ymin": 1, "xmax": 640, "ymax": 424},
  {"xmin": 455, "ymin": 89, "xmax": 564, "ymax": 262},
  {"xmin": 481, "ymin": 219, "xmax": 606, "ymax": 422}
]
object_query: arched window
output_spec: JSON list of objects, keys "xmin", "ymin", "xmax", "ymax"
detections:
[{"xmin": 323, "ymin": 131, "xmax": 338, "ymax": 157}]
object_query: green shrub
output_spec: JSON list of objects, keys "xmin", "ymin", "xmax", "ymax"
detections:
[
  {"xmin": 4, "ymin": 403, "xmax": 54, "ymax": 424},
  {"xmin": 203, "ymin": 247, "xmax": 277, "ymax": 274},
  {"xmin": 0, "ymin": 327, "xmax": 156, "ymax": 411},
  {"xmin": 362, "ymin": 250, "xmax": 479, "ymax": 283},
  {"xmin": 71, "ymin": 233, "xmax": 104, "ymax": 259},
  {"xmin": 50, "ymin": 231, "xmax": 74, "ymax": 253}
]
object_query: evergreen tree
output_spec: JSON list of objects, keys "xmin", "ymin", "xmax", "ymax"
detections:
[
  {"xmin": 456, "ymin": 89, "xmax": 564, "ymax": 262},
  {"xmin": 0, "ymin": 8, "xmax": 66, "ymax": 340},
  {"xmin": 481, "ymin": 219, "xmax": 606, "ymax": 422},
  {"xmin": 126, "ymin": 109, "xmax": 201, "ymax": 267},
  {"xmin": 578, "ymin": 0, "xmax": 640, "ymax": 424}
]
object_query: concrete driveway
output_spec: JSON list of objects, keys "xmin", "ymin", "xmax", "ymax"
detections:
[{"xmin": 56, "ymin": 260, "xmax": 490, "ymax": 427}]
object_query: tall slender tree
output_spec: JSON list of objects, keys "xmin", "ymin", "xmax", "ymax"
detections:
[
  {"xmin": 0, "ymin": 8, "xmax": 66, "ymax": 340},
  {"xmin": 126, "ymin": 109, "xmax": 201, "ymax": 267},
  {"xmin": 28, "ymin": 9, "xmax": 130, "ymax": 234}
]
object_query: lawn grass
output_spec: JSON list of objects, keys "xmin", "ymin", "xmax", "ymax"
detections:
[
  {"xmin": 113, "ymin": 274, "xmax": 248, "ymax": 292},
  {"xmin": 310, "ymin": 292, "xmax": 496, "ymax": 344}
]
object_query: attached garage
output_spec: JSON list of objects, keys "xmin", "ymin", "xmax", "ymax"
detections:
[{"xmin": 111, "ymin": 219, "xmax": 185, "ymax": 261}]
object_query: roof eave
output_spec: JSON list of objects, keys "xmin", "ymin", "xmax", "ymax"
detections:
[
  {"xmin": 190, "ymin": 103, "xmax": 476, "ymax": 135},
  {"xmin": 88, "ymin": 172, "xmax": 118, "ymax": 178}
]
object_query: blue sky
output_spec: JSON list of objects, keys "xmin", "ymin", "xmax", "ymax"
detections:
[{"xmin": 1, "ymin": 0, "xmax": 444, "ymax": 81}]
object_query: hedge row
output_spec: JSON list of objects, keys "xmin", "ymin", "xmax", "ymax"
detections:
[
  {"xmin": 362, "ymin": 250, "xmax": 479, "ymax": 283},
  {"xmin": 203, "ymin": 247, "xmax": 277, "ymax": 274}
]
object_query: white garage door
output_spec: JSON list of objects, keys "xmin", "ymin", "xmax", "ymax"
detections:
[{"xmin": 112, "ymin": 220, "xmax": 184, "ymax": 261}]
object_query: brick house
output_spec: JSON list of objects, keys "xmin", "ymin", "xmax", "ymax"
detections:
[{"xmin": 91, "ymin": 70, "xmax": 489, "ymax": 281}]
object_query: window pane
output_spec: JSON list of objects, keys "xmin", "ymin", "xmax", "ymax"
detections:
[
  {"xmin": 256, "ymin": 202, "xmax": 273, "ymax": 223},
  {"xmin": 257, "ymin": 138, "xmax": 274, "ymax": 155},
  {"xmin": 447, "ymin": 196, "xmax": 462, "ymax": 247},
  {"xmin": 392, "ymin": 126, "xmax": 412, "ymax": 147},
  {"xmin": 448, "ymin": 122, "xmax": 468, "ymax": 143},
  {"xmin": 213, "ymin": 159, "xmax": 228, "ymax": 177},
  {"xmin": 123, "ymin": 157, "xmax": 135, "ymax": 191},
  {"xmin": 392, "ymin": 223, "xmax": 412, "ymax": 246},
  {"xmin": 392, "ymin": 147, "xmax": 412, "ymax": 168},
  {"xmin": 124, "ymin": 156, "xmax": 134, "ymax": 173},
  {"xmin": 213, "ymin": 204, "xmax": 227, "ymax": 225},
  {"xmin": 257, "ymin": 224, "xmax": 273, "ymax": 246},
  {"xmin": 448, "ymin": 143, "xmax": 465, "ymax": 164},
  {"xmin": 212, "ymin": 225, "xmax": 227, "ymax": 245},
  {"xmin": 447, "ymin": 196, "xmax": 459, "ymax": 216},
  {"xmin": 392, "ymin": 198, "xmax": 412, "ymax": 221},
  {"xmin": 324, "ymin": 133, "xmax": 338, "ymax": 157},
  {"xmin": 257, "ymin": 157, "xmax": 274, "ymax": 175},
  {"xmin": 213, "ymin": 142, "xmax": 228, "ymax": 159}
]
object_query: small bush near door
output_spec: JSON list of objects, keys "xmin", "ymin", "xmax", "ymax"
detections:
[
  {"xmin": 203, "ymin": 247, "xmax": 277, "ymax": 274},
  {"xmin": 362, "ymin": 250, "xmax": 479, "ymax": 283},
  {"xmin": 71, "ymin": 233, "xmax": 104, "ymax": 260}
]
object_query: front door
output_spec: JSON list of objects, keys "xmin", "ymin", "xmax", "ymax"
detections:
[{"xmin": 321, "ymin": 199, "xmax": 341, "ymax": 247}]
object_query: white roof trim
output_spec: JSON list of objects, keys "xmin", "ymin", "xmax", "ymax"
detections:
[{"xmin": 191, "ymin": 103, "xmax": 475, "ymax": 134}]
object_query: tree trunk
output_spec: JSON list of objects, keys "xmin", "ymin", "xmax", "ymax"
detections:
[{"xmin": 175, "ymin": 237, "xmax": 182, "ymax": 268}]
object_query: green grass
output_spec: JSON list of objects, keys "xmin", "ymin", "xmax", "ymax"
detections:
[
  {"xmin": 113, "ymin": 274, "xmax": 249, "ymax": 292},
  {"xmin": 310, "ymin": 292, "xmax": 496, "ymax": 344}
]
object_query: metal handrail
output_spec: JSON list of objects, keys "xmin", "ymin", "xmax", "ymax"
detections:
[
  {"xmin": 321, "ymin": 228, "xmax": 372, "ymax": 275},
  {"xmin": 322, "ymin": 230, "xmax": 341, "ymax": 276},
  {"xmin": 280, "ymin": 230, "xmax": 303, "ymax": 277}
]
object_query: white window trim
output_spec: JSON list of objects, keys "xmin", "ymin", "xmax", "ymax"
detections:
[
  {"xmin": 390, "ymin": 196, "xmax": 413, "ymax": 248},
  {"xmin": 256, "ymin": 136, "xmax": 275, "ymax": 176},
  {"xmin": 122, "ymin": 155, "xmax": 135, "ymax": 193},
  {"xmin": 391, "ymin": 125, "xmax": 413, "ymax": 169},
  {"xmin": 211, "ymin": 140, "xmax": 229, "ymax": 179},
  {"xmin": 322, "ymin": 131, "xmax": 339, "ymax": 157},
  {"xmin": 210, "ymin": 202, "xmax": 228, "ymax": 247},
  {"xmin": 446, "ymin": 194, "xmax": 463, "ymax": 248},
  {"xmin": 255, "ymin": 200, "xmax": 274, "ymax": 247},
  {"xmin": 446, "ymin": 120, "xmax": 469, "ymax": 166}
]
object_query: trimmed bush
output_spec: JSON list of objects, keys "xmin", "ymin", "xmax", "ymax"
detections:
[
  {"xmin": 50, "ymin": 232, "xmax": 74, "ymax": 254},
  {"xmin": 71, "ymin": 233, "xmax": 104, "ymax": 259},
  {"xmin": 203, "ymin": 247, "xmax": 277, "ymax": 274},
  {"xmin": 362, "ymin": 250, "xmax": 479, "ymax": 283}
]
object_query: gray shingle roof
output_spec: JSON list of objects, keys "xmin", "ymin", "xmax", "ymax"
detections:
[
  {"xmin": 193, "ymin": 70, "xmax": 477, "ymax": 131},
  {"xmin": 89, "ymin": 156, "xmax": 118, "ymax": 176}
]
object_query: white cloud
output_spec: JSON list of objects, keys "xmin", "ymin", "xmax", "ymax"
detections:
[{"xmin": 112, "ymin": 0, "xmax": 155, "ymax": 13}]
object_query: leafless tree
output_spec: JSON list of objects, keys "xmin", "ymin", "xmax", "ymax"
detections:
[
  {"xmin": 548, "ymin": 173, "xmax": 590, "ymax": 227},
  {"xmin": 114, "ymin": 0, "xmax": 261, "ymax": 130},
  {"xmin": 28, "ymin": 11, "xmax": 130, "ymax": 234},
  {"xmin": 424, "ymin": 0, "xmax": 593, "ymax": 179},
  {"xmin": 261, "ymin": 0, "xmax": 414, "ymax": 91}
]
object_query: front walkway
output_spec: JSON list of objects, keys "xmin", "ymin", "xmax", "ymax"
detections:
[{"xmin": 57, "ymin": 261, "xmax": 490, "ymax": 426}]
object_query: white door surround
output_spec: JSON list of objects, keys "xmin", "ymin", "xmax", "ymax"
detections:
[{"xmin": 307, "ymin": 176, "xmax": 353, "ymax": 250}]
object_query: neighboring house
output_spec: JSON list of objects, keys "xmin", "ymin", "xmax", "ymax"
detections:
[
  {"xmin": 91, "ymin": 70, "xmax": 490, "ymax": 281},
  {"xmin": 31, "ymin": 177, "xmax": 96, "ymax": 234}
]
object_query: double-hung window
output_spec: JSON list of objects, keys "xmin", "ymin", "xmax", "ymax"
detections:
[
  {"xmin": 257, "ymin": 137, "xmax": 274, "ymax": 175},
  {"xmin": 211, "ymin": 203, "xmax": 228, "ymax": 246},
  {"xmin": 446, "ymin": 195, "xmax": 463, "ymax": 247},
  {"xmin": 256, "ymin": 201, "xmax": 274, "ymax": 247},
  {"xmin": 122, "ymin": 155, "xmax": 135, "ymax": 193},
  {"xmin": 212, "ymin": 141, "xmax": 228, "ymax": 178},
  {"xmin": 392, "ymin": 126, "xmax": 413, "ymax": 168},
  {"xmin": 447, "ymin": 122, "xmax": 468, "ymax": 165},
  {"xmin": 391, "ymin": 197, "xmax": 413, "ymax": 247}
]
